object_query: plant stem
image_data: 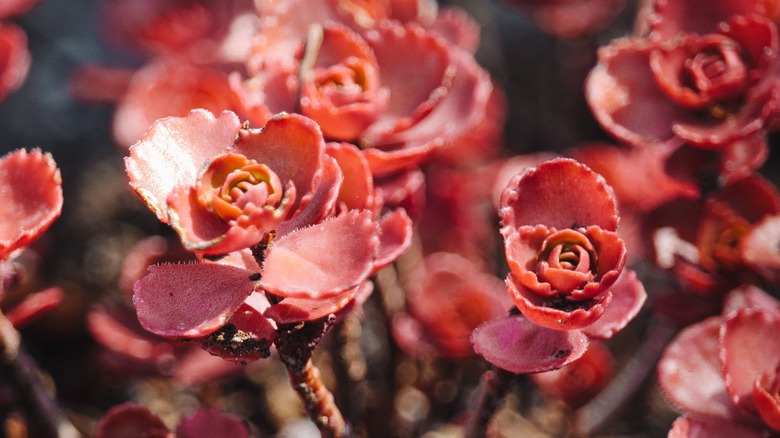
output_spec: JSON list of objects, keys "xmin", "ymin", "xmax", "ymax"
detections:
[
  {"xmin": 284, "ymin": 357, "xmax": 347, "ymax": 438},
  {"xmin": 463, "ymin": 366, "xmax": 513, "ymax": 438},
  {"xmin": 275, "ymin": 316, "xmax": 348, "ymax": 437},
  {"xmin": 0, "ymin": 310, "xmax": 79, "ymax": 438}
]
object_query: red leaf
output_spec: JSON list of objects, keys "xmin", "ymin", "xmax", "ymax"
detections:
[
  {"xmin": 125, "ymin": 109, "xmax": 241, "ymax": 222},
  {"xmin": 582, "ymin": 269, "xmax": 647, "ymax": 340},
  {"xmin": 260, "ymin": 210, "xmax": 378, "ymax": 299},
  {"xmin": 133, "ymin": 263, "xmax": 256, "ymax": 338},
  {"xmin": 721, "ymin": 308, "xmax": 780, "ymax": 416},
  {"xmin": 657, "ymin": 316, "xmax": 740, "ymax": 420},
  {"xmin": 471, "ymin": 314, "xmax": 589, "ymax": 374},
  {"xmin": 176, "ymin": 408, "xmax": 249, "ymax": 438},
  {"xmin": 0, "ymin": 149, "xmax": 62, "ymax": 260},
  {"xmin": 95, "ymin": 403, "xmax": 171, "ymax": 438},
  {"xmin": 499, "ymin": 158, "xmax": 619, "ymax": 232}
]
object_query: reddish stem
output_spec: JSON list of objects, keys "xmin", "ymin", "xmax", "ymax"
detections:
[
  {"xmin": 274, "ymin": 316, "xmax": 349, "ymax": 437},
  {"xmin": 285, "ymin": 357, "xmax": 347, "ymax": 438}
]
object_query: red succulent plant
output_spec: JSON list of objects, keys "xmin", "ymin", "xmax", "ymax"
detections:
[
  {"xmin": 471, "ymin": 159, "xmax": 646, "ymax": 374},
  {"xmin": 658, "ymin": 285, "xmax": 780, "ymax": 436},
  {"xmin": 126, "ymin": 109, "xmax": 411, "ymax": 361},
  {"xmin": 392, "ymin": 252, "xmax": 511, "ymax": 359},
  {"xmin": 498, "ymin": 158, "xmax": 629, "ymax": 330},
  {"xmin": 99, "ymin": 0, "xmax": 255, "ymax": 63},
  {"xmin": 586, "ymin": 0, "xmax": 780, "ymax": 156},
  {"xmin": 233, "ymin": 0, "xmax": 497, "ymax": 178},
  {"xmin": 647, "ymin": 174, "xmax": 780, "ymax": 297}
]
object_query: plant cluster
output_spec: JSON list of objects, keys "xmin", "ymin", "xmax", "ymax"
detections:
[{"xmin": 1, "ymin": 0, "xmax": 779, "ymax": 437}]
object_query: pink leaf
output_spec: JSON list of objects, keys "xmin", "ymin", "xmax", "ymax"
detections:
[
  {"xmin": 499, "ymin": 158, "xmax": 619, "ymax": 232},
  {"xmin": 0, "ymin": 149, "xmax": 63, "ymax": 261},
  {"xmin": 371, "ymin": 208, "xmax": 413, "ymax": 273},
  {"xmin": 667, "ymin": 414, "xmax": 768, "ymax": 438},
  {"xmin": 176, "ymin": 408, "xmax": 249, "ymax": 438},
  {"xmin": 6, "ymin": 286, "xmax": 63, "ymax": 329},
  {"xmin": 0, "ymin": 24, "xmax": 30, "ymax": 102},
  {"xmin": 582, "ymin": 269, "xmax": 647, "ymax": 340},
  {"xmin": 585, "ymin": 38, "xmax": 686, "ymax": 146},
  {"xmin": 133, "ymin": 263, "xmax": 256, "ymax": 338},
  {"xmin": 232, "ymin": 112, "xmax": 326, "ymax": 212},
  {"xmin": 657, "ymin": 316, "xmax": 740, "ymax": 420},
  {"xmin": 260, "ymin": 210, "xmax": 378, "ymax": 299},
  {"xmin": 264, "ymin": 281, "xmax": 371, "ymax": 323},
  {"xmin": 95, "ymin": 403, "xmax": 171, "ymax": 438},
  {"xmin": 506, "ymin": 275, "xmax": 611, "ymax": 331},
  {"xmin": 721, "ymin": 308, "xmax": 780, "ymax": 416},
  {"xmin": 125, "ymin": 109, "xmax": 241, "ymax": 222},
  {"xmin": 471, "ymin": 314, "xmax": 589, "ymax": 374},
  {"xmin": 326, "ymin": 142, "xmax": 376, "ymax": 211}
]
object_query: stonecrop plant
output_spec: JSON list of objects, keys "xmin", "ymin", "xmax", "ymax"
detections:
[{"xmin": 2, "ymin": 0, "xmax": 780, "ymax": 437}]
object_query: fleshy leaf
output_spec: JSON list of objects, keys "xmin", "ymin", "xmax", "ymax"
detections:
[
  {"xmin": 0, "ymin": 149, "xmax": 63, "ymax": 261},
  {"xmin": 95, "ymin": 403, "xmax": 171, "ymax": 438},
  {"xmin": 371, "ymin": 208, "xmax": 413, "ymax": 273},
  {"xmin": 667, "ymin": 414, "xmax": 767, "ymax": 438},
  {"xmin": 232, "ymin": 112, "xmax": 325, "ymax": 212},
  {"xmin": 569, "ymin": 143, "xmax": 698, "ymax": 211},
  {"xmin": 0, "ymin": 23, "xmax": 30, "ymax": 102},
  {"xmin": 506, "ymin": 275, "xmax": 611, "ymax": 331},
  {"xmin": 264, "ymin": 281, "xmax": 371, "ymax": 323},
  {"xmin": 585, "ymin": 38, "xmax": 688, "ymax": 146},
  {"xmin": 499, "ymin": 158, "xmax": 618, "ymax": 232},
  {"xmin": 742, "ymin": 215, "xmax": 780, "ymax": 284},
  {"xmin": 581, "ymin": 269, "xmax": 647, "ymax": 340},
  {"xmin": 657, "ymin": 316, "xmax": 740, "ymax": 420},
  {"xmin": 471, "ymin": 314, "xmax": 589, "ymax": 374},
  {"xmin": 722, "ymin": 284, "xmax": 780, "ymax": 316},
  {"xmin": 326, "ymin": 141, "xmax": 376, "ymax": 211},
  {"xmin": 133, "ymin": 263, "xmax": 256, "ymax": 338},
  {"xmin": 260, "ymin": 210, "xmax": 378, "ymax": 299},
  {"xmin": 721, "ymin": 308, "xmax": 780, "ymax": 415},
  {"xmin": 176, "ymin": 408, "xmax": 249, "ymax": 438},
  {"xmin": 649, "ymin": 0, "xmax": 764, "ymax": 42},
  {"xmin": 125, "ymin": 109, "xmax": 241, "ymax": 222},
  {"xmin": 6, "ymin": 286, "xmax": 63, "ymax": 329}
]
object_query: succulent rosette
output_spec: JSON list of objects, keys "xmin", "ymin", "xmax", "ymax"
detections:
[
  {"xmin": 586, "ymin": 0, "xmax": 780, "ymax": 153},
  {"xmin": 233, "ymin": 0, "xmax": 496, "ymax": 177},
  {"xmin": 647, "ymin": 174, "xmax": 780, "ymax": 297},
  {"xmin": 658, "ymin": 286, "xmax": 780, "ymax": 436},
  {"xmin": 126, "ymin": 109, "xmax": 412, "ymax": 359},
  {"xmin": 392, "ymin": 252, "xmax": 511, "ymax": 359},
  {"xmin": 99, "ymin": 0, "xmax": 255, "ymax": 62},
  {"xmin": 498, "ymin": 158, "xmax": 629, "ymax": 330},
  {"xmin": 126, "ymin": 109, "xmax": 341, "ymax": 256}
]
